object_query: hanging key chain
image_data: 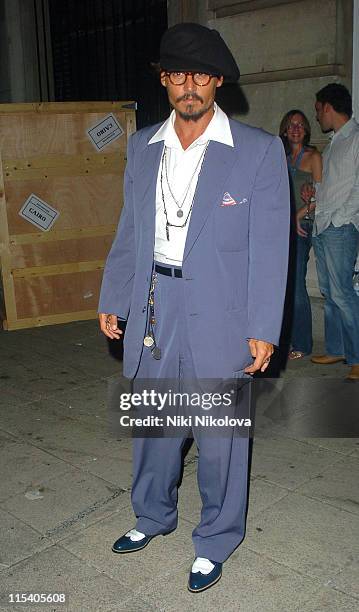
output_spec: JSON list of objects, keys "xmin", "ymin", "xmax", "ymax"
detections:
[{"xmin": 143, "ymin": 272, "xmax": 161, "ymax": 359}]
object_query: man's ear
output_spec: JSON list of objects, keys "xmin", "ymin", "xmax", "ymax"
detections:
[
  {"xmin": 323, "ymin": 102, "xmax": 332, "ymax": 114},
  {"xmin": 216, "ymin": 76, "xmax": 224, "ymax": 88},
  {"xmin": 160, "ymin": 71, "xmax": 167, "ymax": 87}
]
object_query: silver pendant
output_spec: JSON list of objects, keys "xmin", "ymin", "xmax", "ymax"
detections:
[
  {"xmin": 151, "ymin": 346, "xmax": 161, "ymax": 360},
  {"xmin": 143, "ymin": 335, "xmax": 154, "ymax": 347},
  {"xmin": 177, "ymin": 210, "xmax": 184, "ymax": 218}
]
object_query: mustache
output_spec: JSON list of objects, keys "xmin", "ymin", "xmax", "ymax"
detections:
[{"xmin": 176, "ymin": 93, "xmax": 204, "ymax": 103}]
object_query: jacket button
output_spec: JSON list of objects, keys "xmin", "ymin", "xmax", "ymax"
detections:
[{"xmin": 142, "ymin": 306, "xmax": 146, "ymax": 313}]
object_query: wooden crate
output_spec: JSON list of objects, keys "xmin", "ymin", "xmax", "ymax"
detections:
[{"xmin": 0, "ymin": 101, "xmax": 136, "ymax": 330}]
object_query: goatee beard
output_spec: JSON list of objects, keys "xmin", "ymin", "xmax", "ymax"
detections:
[{"xmin": 176, "ymin": 102, "xmax": 213, "ymax": 122}]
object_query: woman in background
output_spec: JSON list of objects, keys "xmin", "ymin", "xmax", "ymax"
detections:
[{"xmin": 280, "ymin": 109, "xmax": 322, "ymax": 359}]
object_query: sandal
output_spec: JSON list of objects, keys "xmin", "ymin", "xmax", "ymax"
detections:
[{"xmin": 288, "ymin": 350, "xmax": 306, "ymax": 360}]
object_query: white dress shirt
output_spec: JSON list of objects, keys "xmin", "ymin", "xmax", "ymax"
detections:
[
  {"xmin": 314, "ymin": 117, "xmax": 359, "ymax": 235},
  {"xmin": 148, "ymin": 103, "xmax": 234, "ymax": 265}
]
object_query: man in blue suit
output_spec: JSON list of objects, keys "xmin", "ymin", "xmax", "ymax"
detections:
[{"xmin": 99, "ymin": 23, "xmax": 289, "ymax": 592}]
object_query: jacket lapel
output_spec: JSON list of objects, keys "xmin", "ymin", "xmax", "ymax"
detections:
[
  {"xmin": 183, "ymin": 141, "xmax": 237, "ymax": 261},
  {"xmin": 136, "ymin": 140, "xmax": 164, "ymax": 239}
]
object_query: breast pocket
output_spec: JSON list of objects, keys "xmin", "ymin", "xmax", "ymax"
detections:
[{"xmin": 215, "ymin": 199, "xmax": 250, "ymax": 252}]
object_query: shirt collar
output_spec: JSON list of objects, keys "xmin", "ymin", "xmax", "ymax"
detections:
[
  {"xmin": 332, "ymin": 117, "xmax": 358, "ymax": 141},
  {"xmin": 148, "ymin": 103, "xmax": 234, "ymax": 149}
]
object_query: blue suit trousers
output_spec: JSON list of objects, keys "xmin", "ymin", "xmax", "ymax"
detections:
[{"xmin": 131, "ymin": 265, "xmax": 250, "ymax": 563}]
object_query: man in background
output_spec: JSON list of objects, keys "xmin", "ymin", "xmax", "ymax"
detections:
[{"xmin": 310, "ymin": 84, "xmax": 359, "ymax": 380}]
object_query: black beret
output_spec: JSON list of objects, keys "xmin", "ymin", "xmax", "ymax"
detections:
[{"xmin": 160, "ymin": 23, "xmax": 240, "ymax": 83}]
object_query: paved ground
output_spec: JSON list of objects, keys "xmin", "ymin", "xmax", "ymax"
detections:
[{"xmin": 0, "ymin": 297, "xmax": 358, "ymax": 611}]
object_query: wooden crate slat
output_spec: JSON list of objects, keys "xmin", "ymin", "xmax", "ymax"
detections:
[
  {"xmin": 10, "ymin": 235, "xmax": 115, "ymax": 269},
  {"xmin": 4, "ymin": 160, "xmax": 125, "ymax": 181},
  {"xmin": 12, "ymin": 260, "xmax": 105, "ymax": 279},
  {"xmin": 3, "ymin": 151, "xmax": 123, "ymax": 170},
  {"xmin": 0, "ymin": 112, "xmax": 129, "ymax": 158},
  {"xmin": 0, "ymin": 101, "xmax": 136, "ymax": 114},
  {"xmin": 2, "ymin": 309, "xmax": 98, "ymax": 330},
  {"xmin": 9, "ymin": 225, "xmax": 117, "ymax": 245}
]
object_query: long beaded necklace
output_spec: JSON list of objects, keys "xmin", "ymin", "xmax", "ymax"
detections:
[
  {"xmin": 160, "ymin": 142, "xmax": 209, "ymax": 240},
  {"xmin": 163, "ymin": 145, "xmax": 208, "ymax": 218}
]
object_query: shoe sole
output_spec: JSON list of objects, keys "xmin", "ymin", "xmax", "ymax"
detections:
[
  {"xmin": 311, "ymin": 358, "xmax": 345, "ymax": 365},
  {"xmin": 187, "ymin": 571, "xmax": 222, "ymax": 593},
  {"xmin": 112, "ymin": 537, "xmax": 152, "ymax": 554}
]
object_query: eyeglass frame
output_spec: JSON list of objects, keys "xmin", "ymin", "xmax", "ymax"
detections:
[
  {"xmin": 163, "ymin": 71, "xmax": 218, "ymax": 86},
  {"xmin": 287, "ymin": 121, "xmax": 305, "ymax": 130}
]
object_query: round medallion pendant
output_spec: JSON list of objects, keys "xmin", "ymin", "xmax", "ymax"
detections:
[
  {"xmin": 143, "ymin": 335, "xmax": 154, "ymax": 347},
  {"xmin": 177, "ymin": 210, "xmax": 184, "ymax": 218}
]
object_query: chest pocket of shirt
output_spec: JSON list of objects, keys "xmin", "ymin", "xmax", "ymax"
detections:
[{"xmin": 215, "ymin": 198, "xmax": 250, "ymax": 252}]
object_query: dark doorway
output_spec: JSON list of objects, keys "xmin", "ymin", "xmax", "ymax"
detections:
[{"xmin": 48, "ymin": 0, "xmax": 168, "ymax": 128}]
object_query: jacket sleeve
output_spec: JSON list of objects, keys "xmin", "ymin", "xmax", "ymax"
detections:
[
  {"xmin": 98, "ymin": 133, "xmax": 136, "ymax": 319},
  {"xmin": 247, "ymin": 136, "xmax": 290, "ymax": 345}
]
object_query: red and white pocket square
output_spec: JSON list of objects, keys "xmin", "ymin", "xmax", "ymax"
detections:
[{"xmin": 221, "ymin": 192, "xmax": 248, "ymax": 207}]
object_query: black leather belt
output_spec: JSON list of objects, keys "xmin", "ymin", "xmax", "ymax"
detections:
[{"xmin": 154, "ymin": 264, "xmax": 182, "ymax": 278}]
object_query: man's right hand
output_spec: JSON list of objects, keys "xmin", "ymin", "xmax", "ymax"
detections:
[{"xmin": 99, "ymin": 313, "xmax": 123, "ymax": 340}]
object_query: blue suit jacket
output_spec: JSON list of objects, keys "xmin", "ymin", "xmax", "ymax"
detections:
[{"xmin": 98, "ymin": 118, "xmax": 290, "ymax": 379}]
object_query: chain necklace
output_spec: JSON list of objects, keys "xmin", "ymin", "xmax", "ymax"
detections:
[
  {"xmin": 160, "ymin": 142, "xmax": 209, "ymax": 240},
  {"xmin": 163, "ymin": 145, "xmax": 208, "ymax": 218}
]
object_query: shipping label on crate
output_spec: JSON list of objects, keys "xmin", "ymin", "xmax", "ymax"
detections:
[
  {"xmin": 87, "ymin": 113, "xmax": 124, "ymax": 150},
  {"xmin": 19, "ymin": 194, "xmax": 59, "ymax": 231}
]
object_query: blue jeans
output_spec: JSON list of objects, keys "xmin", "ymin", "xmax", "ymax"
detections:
[
  {"xmin": 312, "ymin": 223, "xmax": 359, "ymax": 365},
  {"xmin": 291, "ymin": 221, "xmax": 313, "ymax": 354}
]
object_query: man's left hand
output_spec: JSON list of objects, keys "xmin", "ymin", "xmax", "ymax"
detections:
[{"xmin": 244, "ymin": 339, "xmax": 274, "ymax": 374}]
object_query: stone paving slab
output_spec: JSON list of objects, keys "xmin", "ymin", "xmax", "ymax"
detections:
[
  {"xmin": 245, "ymin": 492, "xmax": 359, "ymax": 581},
  {"xmin": 328, "ymin": 558, "xmax": 359, "ymax": 601},
  {"xmin": 0, "ymin": 358, "xmax": 97, "ymax": 400},
  {"xmin": 304, "ymin": 437, "xmax": 359, "ymax": 456},
  {"xmin": 61, "ymin": 510, "xmax": 193, "ymax": 588},
  {"xmin": 0, "ymin": 365, "xmax": 44, "ymax": 403},
  {"xmin": 82, "ymin": 456, "xmax": 134, "ymax": 487},
  {"xmin": 298, "ymin": 586, "xmax": 359, "ymax": 611},
  {"xmin": 49, "ymin": 380, "xmax": 109, "ymax": 428},
  {"xmin": 177, "ymin": 471, "xmax": 290, "ymax": 526},
  {"xmin": 253, "ymin": 376, "xmax": 359, "ymax": 440},
  {"xmin": 0, "ymin": 545, "xmax": 130, "ymax": 612},
  {"xmin": 0, "ymin": 508, "xmax": 54, "ymax": 568},
  {"xmin": 0, "ymin": 388, "xmax": 40, "ymax": 408},
  {"xmin": 1, "ymin": 467, "xmax": 131, "ymax": 542},
  {"xmin": 296, "ymin": 455, "xmax": 359, "ymax": 515},
  {"xmin": 109, "ymin": 601, "xmax": 157, "ymax": 612},
  {"xmin": 0, "ymin": 433, "xmax": 69, "ymax": 503},
  {"xmin": 247, "ymin": 477, "xmax": 290, "ymax": 519},
  {"xmin": 31, "ymin": 343, "xmax": 121, "ymax": 380},
  {"xmin": 127, "ymin": 546, "xmax": 322, "ymax": 612},
  {"xmin": 250, "ymin": 436, "xmax": 343, "ymax": 490},
  {"xmin": 350, "ymin": 445, "xmax": 359, "ymax": 458},
  {"xmin": 0, "ymin": 399, "xmax": 132, "ymax": 472}
]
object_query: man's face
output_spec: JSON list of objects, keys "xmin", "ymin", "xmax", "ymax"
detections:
[
  {"xmin": 160, "ymin": 71, "xmax": 224, "ymax": 122},
  {"xmin": 315, "ymin": 101, "xmax": 333, "ymax": 132}
]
